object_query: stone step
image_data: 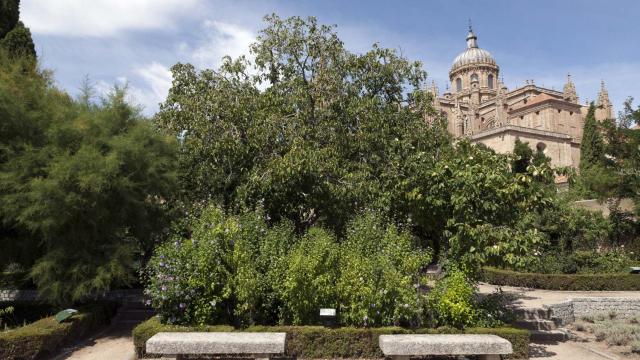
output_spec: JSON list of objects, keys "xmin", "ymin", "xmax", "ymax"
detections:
[
  {"xmin": 530, "ymin": 329, "xmax": 570, "ymax": 342},
  {"xmin": 514, "ymin": 319, "xmax": 558, "ymax": 331},
  {"xmin": 513, "ymin": 307, "xmax": 552, "ymax": 320}
]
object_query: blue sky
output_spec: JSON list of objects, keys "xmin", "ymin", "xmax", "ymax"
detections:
[{"xmin": 22, "ymin": 0, "xmax": 640, "ymax": 116}]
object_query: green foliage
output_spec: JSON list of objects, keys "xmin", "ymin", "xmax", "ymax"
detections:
[
  {"xmin": 147, "ymin": 205, "xmax": 298, "ymax": 326},
  {"xmin": 530, "ymin": 200, "xmax": 611, "ymax": 251},
  {"xmin": 0, "ymin": 0, "xmax": 19, "ymax": 39},
  {"xmin": 0, "ymin": 302, "xmax": 116, "ymax": 360},
  {"xmin": 133, "ymin": 316, "xmax": 530, "ymax": 359},
  {"xmin": 147, "ymin": 207, "xmax": 430, "ymax": 327},
  {"xmin": 0, "ymin": 21, "xmax": 35, "ymax": 58},
  {"xmin": 154, "ymin": 13, "xmax": 559, "ymax": 276},
  {"xmin": 277, "ymin": 227, "xmax": 340, "ymax": 325},
  {"xmin": 410, "ymin": 140, "xmax": 553, "ymax": 272},
  {"xmin": 0, "ymin": 1, "xmax": 35, "ymax": 59},
  {"xmin": 580, "ymin": 103, "xmax": 606, "ymax": 171},
  {"xmin": 511, "ymin": 139, "xmax": 533, "ymax": 173},
  {"xmin": 0, "ymin": 54, "xmax": 178, "ymax": 304},
  {"xmin": 426, "ymin": 269, "xmax": 477, "ymax": 329},
  {"xmin": 483, "ymin": 267, "xmax": 640, "ymax": 290},
  {"xmin": 336, "ymin": 213, "xmax": 430, "ymax": 327},
  {"xmin": 155, "ymin": 14, "xmax": 449, "ymax": 237},
  {"xmin": 529, "ymin": 250, "xmax": 637, "ymax": 274},
  {"xmin": 475, "ymin": 291, "xmax": 517, "ymax": 328}
]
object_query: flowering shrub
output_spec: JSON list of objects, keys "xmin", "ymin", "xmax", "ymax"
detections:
[
  {"xmin": 146, "ymin": 205, "xmax": 296, "ymax": 325},
  {"xmin": 146, "ymin": 206, "xmax": 431, "ymax": 327},
  {"xmin": 337, "ymin": 213, "xmax": 430, "ymax": 327}
]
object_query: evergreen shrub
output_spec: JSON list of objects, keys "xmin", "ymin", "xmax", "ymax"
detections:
[{"xmin": 483, "ymin": 267, "xmax": 640, "ymax": 290}]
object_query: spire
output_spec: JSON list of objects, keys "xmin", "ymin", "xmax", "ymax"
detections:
[
  {"xmin": 597, "ymin": 80, "xmax": 610, "ymax": 106},
  {"xmin": 563, "ymin": 73, "xmax": 578, "ymax": 103},
  {"xmin": 428, "ymin": 80, "xmax": 439, "ymax": 97},
  {"xmin": 466, "ymin": 20, "xmax": 478, "ymax": 48},
  {"xmin": 596, "ymin": 80, "xmax": 613, "ymax": 119}
]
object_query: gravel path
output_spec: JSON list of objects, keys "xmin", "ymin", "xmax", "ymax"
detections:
[
  {"xmin": 51, "ymin": 324, "xmax": 136, "ymax": 360},
  {"xmin": 531, "ymin": 341, "xmax": 621, "ymax": 359},
  {"xmin": 478, "ymin": 283, "xmax": 640, "ymax": 308}
]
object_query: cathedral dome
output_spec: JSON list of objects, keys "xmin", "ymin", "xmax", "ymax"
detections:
[{"xmin": 450, "ymin": 29, "xmax": 496, "ymax": 72}]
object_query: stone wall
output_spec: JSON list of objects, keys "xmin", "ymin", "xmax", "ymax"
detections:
[
  {"xmin": 547, "ymin": 301, "xmax": 574, "ymax": 325},
  {"xmin": 0, "ymin": 289, "xmax": 38, "ymax": 302},
  {"xmin": 572, "ymin": 297, "xmax": 640, "ymax": 320},
  {"xmin": 547, "ymin": 297, "xmax": 640, "ymax": 325}
]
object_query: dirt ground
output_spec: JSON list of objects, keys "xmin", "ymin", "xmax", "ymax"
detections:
[
  {"xmin": 531, "ymin": 341, "xmax": 622, "ymax": 359},
  {"xmin": 51, "ymin": 324, "xmax": 136, "ymax": 360},
  {"xmin": 478, "ymin": 283, "xmax": 640, "ymax": 309}
]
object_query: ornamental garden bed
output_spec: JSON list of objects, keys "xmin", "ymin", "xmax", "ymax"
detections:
[
  {"xmin": 0, "ymin": 302, "xmax": 117, "ymax": 360},
  {"xmin": 483, "ymin": 267, "xmax": 640, "ymax": 291},
  {"xmin": 133, "ymin": 317, "xmax": 530, "ymax": 359}
]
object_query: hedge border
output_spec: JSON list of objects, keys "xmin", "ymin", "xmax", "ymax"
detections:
[
  {"xmin": 0, "ymin": 302, "xmax": 117, "ymax": 360},
  {"xmin": 483, "ymin": 267, "xmax": 640, "ymax": 291},
  {"xmin": 133, "ymin": 317, "xmax": 529, "ymax": 359}
]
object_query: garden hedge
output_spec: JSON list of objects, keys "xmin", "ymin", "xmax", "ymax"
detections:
[
  {"xmin": 483, "ymin": 267, "xmax": 640, "ymax": 291},
  {"xmin": 133, "ymin": 317, "xmax": 530, "ymax": 359},
  {"xmin": 0, "ymin": 302, "xmax": 117, "ymax": 360}
]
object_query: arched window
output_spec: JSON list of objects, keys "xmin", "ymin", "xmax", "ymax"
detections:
[
  {"xmin": 488, "ymin": 74, "xmax": 494, "ymax": 89},
  {"xmin": 471, "ymin": 73, "xmax": 479, "ymax": 82},
  {"xmin": 456, "ymin": 78, "xmax": 462, "ymax": 92},
  {"xmin": 536, "ymin": 142, "xmax": 547, "ymax": 153}
]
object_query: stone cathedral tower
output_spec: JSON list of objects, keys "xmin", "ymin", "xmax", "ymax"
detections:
[{"xmin": 431, "ymin": 26, "xmax": 614, "ymax": 176}]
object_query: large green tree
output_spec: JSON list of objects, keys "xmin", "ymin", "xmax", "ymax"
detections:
[
  {"xmin": 156, "ymin": 14, "xmax": 449, "ymax": 235},
  {"xmin": 155, "ymin": 14, "xmax": 555, "ymax": 273},
  {"xmin": 0, "ymin": 51, "xmax": 178, "ymax": 304}
]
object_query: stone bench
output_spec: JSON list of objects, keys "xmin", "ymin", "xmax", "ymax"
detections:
[
  {"xmin": 146, "ymin": 332, "xmax": 286, "ymax": 360},
  {"xmin": 379, "ymin": 334, "xmax": 512, "ymax": 360}
]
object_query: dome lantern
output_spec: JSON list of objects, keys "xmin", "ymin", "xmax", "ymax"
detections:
[
  {"xmin": 450, "ymin": 26, "xmax": 498, "ymax": 75},
  {"xmin": 466, "ymin": 22, "xmax": 478, "ymax": 48}
]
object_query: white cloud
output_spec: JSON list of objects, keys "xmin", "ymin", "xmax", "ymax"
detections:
[
  {"xmin": 134, "ymin": 62, "xmax": 172, "ymax": 106},
  {"xmin": 189, "ymin": 20, "xmax": 255, "ymax": 68},
  {"xmin": 92, "ymin": 62, "xmax": 172, "ymax": 115},
  {"xmin": 21, "ymin": 0, "xmax": 200, "ymax": 37}
]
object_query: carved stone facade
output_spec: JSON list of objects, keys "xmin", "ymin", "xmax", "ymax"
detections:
[{"xmin": 430, "ymin": 27, "xmax": 614, "ymax": 171}]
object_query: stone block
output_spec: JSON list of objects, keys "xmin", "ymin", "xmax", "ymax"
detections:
[
  {"xmin": 146, "ymin": 332, "xmax": 286, "ymax": 356},
  {"xmin": 378, "ymin": 334, "xmax": 512, "ymax": 356}
]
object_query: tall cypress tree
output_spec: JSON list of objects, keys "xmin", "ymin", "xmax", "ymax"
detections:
[
  {"xmin": 0, "ymin": 0, "xmax": 19, "ymax": 39},
  {"xmin": 0, "ymin": 0, "xmax": 36, "ymax": 58},
  {"xmin": 579, "ymin": 103, "xmax": 605, "ymax": 171}
]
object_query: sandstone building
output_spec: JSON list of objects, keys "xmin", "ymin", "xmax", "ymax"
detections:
[{"xmin": 430, "ymin": 26, "xmax": 614, "ymax": 170}]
